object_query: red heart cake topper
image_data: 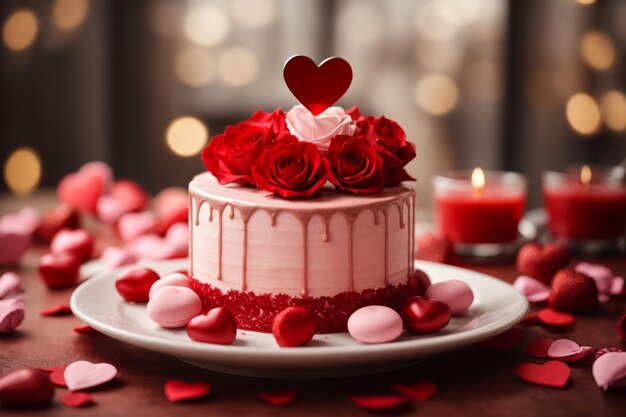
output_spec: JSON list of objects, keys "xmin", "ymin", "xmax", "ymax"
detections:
[{"xmin": 283, "ymin": 55, "xmax": 352, "ymax": 116}]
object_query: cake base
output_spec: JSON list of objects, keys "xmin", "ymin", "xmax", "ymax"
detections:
[{"xmin": 190, "ymin": 276, "xmax": 418, "ymax": 333}]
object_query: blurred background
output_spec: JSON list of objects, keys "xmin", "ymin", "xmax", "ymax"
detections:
[{"xmin": 1, "ymin": 0, "xmax": 625, "ymax": 211}]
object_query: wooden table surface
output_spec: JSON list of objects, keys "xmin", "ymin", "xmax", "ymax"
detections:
[{"xmin": 1, "ymin": 193, "xmax": 625, "ymax": 417}]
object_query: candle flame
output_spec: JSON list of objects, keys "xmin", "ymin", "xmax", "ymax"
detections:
[
  {"xmin": 580, "ymin": 165, "xmax": 592, "ymax": 187},
  {"xmin": 471, "ymin": 167, "xmax": 485, "ymax": 191}
]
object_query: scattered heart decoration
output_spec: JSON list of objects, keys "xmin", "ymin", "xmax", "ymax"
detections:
[
  {"xmin": 0, "ymin": 272, "xmax": 21, "ymax": 299},
  {"xmin": 164, "ymin": 380, "xmax": 212, "ymax": 403},
  {"xmin": 283, "ymin": 55, "xmax": 352, "ymax": 116},
  {"xmin": 61, "ymin": 391, "xmax": 94, "ymax": 408},
  {"xmin": 38, "ymin": 252, "xmax": 81, "ymax": 289},
  {"xmin": 64, "ymin": 361, "xmax": 117, "ymax": 392},
  {"xmin": 118, "ymin": 211, "xmax": 157, "ymax": 242},
  {"xmin": 57, "ymin": 170, "xmax": 105, "ymax": 214},
  {"xmin": 35, "ymin": 204, "xmax": 80, "ymax": 244},
  {"xmin": 0, "ymin": 369, "xmax": 55, "ymax": 408},
  {"xmin": 390, "ymin": 381, "xmax": 436, "ymax": 401},
  {"xmin": 100, "ymin": 246, "xmax": 137, "ymax": 269},
  {"xmin": 401, "ymin": 296, "xmax": 451, "ymax": 334},
  {"xmin": 0, "ymin": 299, "xmax": 25, "ymax": 332},
  {"xmin": 513, "ymin": 275, "xmax": 550, "ymax": 303},
  {"xmin": 547, "ymin": 339, "xmax": 595, "ymax": 362},
  {"xmin": 73, "ymin": 324, "xmax": 98, "ymax": 334},
  {"xmin": 40, "ymin": 303, "xmax": 73, "ymax": 317},
  {"xmin": 516, "ymin": 360, "xmax": 571, "ymax": 388},
  {"xmin": 415, "ymin": 231, "xmax": 452, "ymax": 264},
  {"xmin": 115, "ymin": 267, "xmax": 160, "ymax": 303},
  {"xmin": 187, "ymin": 307, "xmax": 237, "ymax": 345},
  {"xmin": 0, "ymin": 229, "xmax": 31, "ymax": 265},
  {"xmin": 350, "ymin": 395, "xmax": 410, "ymax": 412},
  {"xmin": 536, "ymin": 308, "xmax": 575, "ymax": 327},
  {"xmin": 49, "ymin": 368, "xmax": 67, "ymax": 387},
  {"xmin": 50, "ymin": 229, "xmax": 94, "ymax": 263},
  {"xmin": 592, "ymin": 352, "xmax": 626, "ymax": 391},
  {"xmin": 516, "ymin": 242, "xmax": 570, "ymax": 285},
  {"xmin": 257, "ymin": 389, "xmax": 299, "ymax": 406},
  {"xmin": 548, "ymin": 269, "xmax": 598, "ymax": 313}
]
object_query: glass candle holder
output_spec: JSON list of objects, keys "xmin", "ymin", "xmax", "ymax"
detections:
[
  {"xmin": 542, "ymin": 165, "xmax": 626, "ymax": 252},
  {"xmin": 433, "ymin": 170, "xmax": 527, "ymax": 258}
]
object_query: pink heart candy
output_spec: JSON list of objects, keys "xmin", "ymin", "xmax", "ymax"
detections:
[
  {"xmin": 154, "ymin": 187, "xmax": 188, "ymax": 218},
  {"xmin": 0, "ymin": 207, "xmax": 39, "ymax": 236},
  {"xmin": 64, "ymin": 360, "xmax": 117, "ymax": 391},
  {"xmin": 592, "ymin": 352, "xmax": 626, "ymax": 391},
  {"xmin": 0, "ymin": 272, "xmax": 21, "ymax": 299},
  {"xmin": 513, "ymin": 275, "xmax": 551, "ymax": 303},
  {"xmin": 126, "ymin": 235, "xmax": 178, "ymax": 260},
  {"xmin": 149, "ymin": 272, "xmax": 191, "ymax": 299},
  {"xmin": 96, "ymin": 196, "xmax": 125, "ymax": 225},
  {"xmin": 79, "ymin": 162, "xmax": 113, "ymax": 190},
  {"xmin": 0, "ymin": 230, "xmax": 30, "ymax": 265},
  {"xmin": 165, "ymin": 223, "xmax": 189, "ymax": 253},
  {"xmin": 611, "ymin": 277, "xmax": 624, "ymax": 295},
  {"xmin": 0, "ymin": 298, "xmax": 25, "ymax": 332},
  {"xmin": 425, "ymin": 279, "xmax": 474, "ymax": 315},
  {"xmin": 575, "ymin": 262, "xmax": 613, "ymax": 294},
  {"xmin": 100, "ymin": 247, "xmax": 137, "ymax": 269},
  {"xmin": 147, "ymin": 286, "xmax": 202, "ymax": 328},
  {"xmin": 118, "ymin": 212, "xmax": 157, "ymax": 242},
  {"xmin": 548, "ymin": 338, "xmax": 595, "ymax": 362}
]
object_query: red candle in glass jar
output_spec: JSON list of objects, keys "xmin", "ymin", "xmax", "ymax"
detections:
[
  {"xmin": 433, "ymin": 169, "xmax": 527, "ymax": 244},
  {"xmin": 543, "ymin": 166, "xmax": 626, "ymax": 241}
]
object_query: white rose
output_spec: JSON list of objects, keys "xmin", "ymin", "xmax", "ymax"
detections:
[{"xmin": 285, "ymin": 105, "xmax": 356, "ymax": 152}]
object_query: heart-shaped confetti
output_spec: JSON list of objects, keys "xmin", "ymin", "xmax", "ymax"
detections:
[
  {"xmin": 526, "ymin": 339, "xmax": 555, "ymax": 358},
  {"xmin": 0, "ymin": 369, "xmax": 55, "ymax": 408},
  {"xmin": 548, "ymin": 269, "xmax": 598, "ymax": 313},
  {"xmin": 547, "ymin": 339, "xmax": 595, "ymax": 362},
  {"xmin": 118, "ymin": 211, "xmax": 157, "ymax": 242},
  {"xmin": 79, "ymin": 161, "xmax": 113, "ymax": 190},
  {"xmin": 51, "ymin": 229, "xmax": 94, "ymax": 263},
  {"xmin": 38, "ymin": 252, "xmax": 81, "ymax": 289},
  {"xmin": 0, "ymin": 272, "xmax": 21, "ymax": 299},
  {"xmin": 61, "ymin": 391, "xmax": 94, "ymax": 408},
  {"xmin": 187, "ymin": 307, "xmax": 237, "ymax": 345},
  {"xmin": 100, "ymin": 246, "xmax": 137, "ymax": 269},
  {"xmin": 40, "ymin": 304, "xmax": 73, "ymax": 317},
  {"xmin": 536, "ymin": 308, "xmax": 575, "ymax": 327},
  {"xmin": 516, "ymin": 242, "xmax": 570, "ymax": 285},
  {"xmin": 0, "ymin": 207, "xmax": 39, "ymax": 236},
  {"xmin": 164, "ymin": 380, "xmax": 211, "ymax": 403},
  {"xmin": 513, "ymin": 275, "xmax": 551, "ymax": 303},
  {"xmin": 0, "ymin": 299, "xmax": 25, "ymax": 332},
  {"xmin": 49, "ymin": 368, "xmax": 67, "ymax": 387},
  {"xmin": 35, "ymin": 204, "xmax": 80, "ymax": 244},
  {"xmin": 0, "ymin": 230, "xmax": 31, "ymax": 266},
  {"xmin": 390, "ymin": 381, "xmax": 436, "ymax": 401},
  {"xmin": 401, "ymin": 296, "xmax": 451, "ymax": 334},
  {"xmin": 283, "ymin": 55, "xmax": 352, "ymax": 116},
  {"xmin": 73, "ymin": 324, "xmax": 97, "ymax": 334},
  {"xmin": 257, "ymin": 389, "xmax": 299, "ymax": 406},
  {"xmin": 516, "ymin": 360, "xmax": 570, "ymax": 388},
  {"xmin": 126, "ymin": 226, "xmax": 188, "ymax": 260},
  {"xmin": 350, "ymin": 395, "xmax": 410, "ymax": 412},
  {"xmin": 479, "ymin": 328, "xmax": 523, "ymax": 350},
  {"xmin": 592, "ymin": 352, "xmax": 626, "ymax": 391},
  {"xmin": 64, "ymin": 361, "xmax": 117, "ymax": 392},
  {"xmin": 96, "ymin": 196, "xmax": 125, "ymax": 225},
  {"xmin": 109, "ymin": 179, "xmax": 149, "ymax": 213},
  {"xmin": 594, "ymin": 347, "xmax": 625, "ymax": 361},
  {"xmin": 115, "ymin": 267, "xmax": 160, "ymax": 303},
  {"xmin": 574, "ymin": 262, "xmax": 619, "ymax": 302},
  {"xmin": 58, "ymin": 171, "xmax": 105, "ymax": 214}
]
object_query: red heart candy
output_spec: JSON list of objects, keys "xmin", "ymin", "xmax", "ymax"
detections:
[
  {"xmin": 526, "ymin": 338, "xmax": 555, "ymax": 358},
  {"xmin": 109, "ymin": 179, "xmax": 149, "ymax": 214},
  {"xmin": 516, "ymin": 360, "xmax": 570, "ymax": 388},
  {"xmin": 271, "ymin": 306, "xmax": 316, "ymax": 347},
  {"xmin": 57, "ymin": 171, "xmax": 104, "ymax": 214},
  {"xmin": 40, "ymin": 303, "xmax": 73, "ymax": 316},
  {"xmin": 257, "ymin": 389, "xmax": 298, "ymax": 406},
  {"xmin": 390, "ymin": 381, "xmax": 436, "ymax": 401},
  {"xmin": 479, "ymin": 328, "xmax": 523, "ymax": 350},
  {"xmin": 35, "ymin": 204, "xmax": 80, "ymax": 244},
  {"xmin": 401, "ymin": 296, "xmax": 451, "ymax": 334},
  {"xmin": 283, "ymin": 55, "xmax": 352, "ymax": 116},
  {"xmin": 115, "ymin": 267, "xmax": 160, "ymax": 303},
  {"xmin": 187, "ymin": 307, "xmax": 237, "ymax": 345},
  {"xmin": 61, "ymin": 391, "xmax": 94, "ymax": 408},
  {"xmin": 350, "ymin": 395, "xmax": 410, "ymax": 412},
  {"xmin": 38, "ymin": 252, "xmax": 81, "ymax": 289},
  {"xmin": 416, "ymin": 231, "xmax": 452, "ymax": 264},
  {"xmin": 548, "ymin": 268, "xmax": 598, "ymax": 313},
  {"xmin": 164, "ymin": 380, "xmax": 212, "ymax": 403},
  {"xmin": 51, "ymin": 229, "xmax": 94, "ymax": 263},
  {"xmin": 536, "ymin": 308, "xmax": 575, "ymax": 327},
  {"xmin": 516, "ymin": 242, "xmax": 570, "ymax": 285},
  {"xmin": 0, "ymin": 369, "xmax": 55, "ymax": 408},
  {"xmin": 412, "ymin": 269, "xmax": 431, "ymax": 296}
]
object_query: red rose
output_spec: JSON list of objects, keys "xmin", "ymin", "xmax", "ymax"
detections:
[
  {"xmin": 327, "ymin": 127, "xmax": 386, "ymax": 194},
  {"xmin": 252, "ymin": 136, "xmax": 331, "ymax": 198},
  {"xmin": 201, "ymin": 109, "xmax": 286, "ymax": 186}
]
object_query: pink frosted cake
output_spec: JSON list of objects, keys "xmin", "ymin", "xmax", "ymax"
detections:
[{"xmin": 189, "ymin": 57, "xmax": 418, "ymax": 332}]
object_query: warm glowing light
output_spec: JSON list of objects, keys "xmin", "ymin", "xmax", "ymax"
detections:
[
  {"xmin": 580, "ymin": 165, "xmax": 592, "ymax": 187},
  {"xmin": 4, "ymin": 147, "xmax": 41, "ymax": 196},
  {"xmin": 471, "ymin": 167, "xmax": 485, "ymax": 191},
  {"xmin": 233, "ymin": 0, "xmax": 277, "ymax": 28},
  {"xmin": 414, "ymin": 1, "xmax": 460, "ymax": 41},
  {"xmin": 166, "ymin": 117, "xmax": 209, "ymax": 157},
  {"xmin": 217, "ymin": 47, "xmax": 258, "ymax": 87},
  {"xmin": 414, "ymin": 73, "xmax": 459, "ymax": 116},
  {"xmin": 52, "ymin": 0, "xmax": 89, "ymax": 31},
  {"xmin": 337, "ymin": 2, "xmax": 383, "ymax": 46},
  {"xmin": 175, "ymin": 48, "xmax": 216, "ymax": 87},
  {"xmin": 580, "ymin": 31, "xmax": 615, "ymax": 71},
  {"xmin": 184, "ymin": 5, "xmax": 229, "ymax": 46},
  {"xmin": 576, "ymin": 0, "xmax": 596, "ymax": 5},
  {"xmin": 2, "ymin": 9, "xmax": 39, "ymax": 51},
  {"xmin": 600, "ymin": 90, "xmax": 626, "ymax": 132},
  {"xmin": 566, "ymin": 93, "xmax": 601, "ymax": 136}
]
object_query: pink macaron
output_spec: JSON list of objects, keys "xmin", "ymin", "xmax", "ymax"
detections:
[
  {"xmin": 149, "ymin": 272, "xmax": 192, "ymax": 299},
  {"xmin": 347, "ymin": 305, "xmax": 403, "ymax": 344},
  {"xmin": 425, "ymin": 279, "xmax": 474, "ymax": 316},
  {"xmin": 147, "ymin": 286, "xmax": 202, "ymax": 328}
]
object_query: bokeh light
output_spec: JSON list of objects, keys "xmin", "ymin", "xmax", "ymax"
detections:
[
  {"xmin": 580, "ymin": 31, "xmax": 615, "ymax": 71},
  {"xmin": 414, "ymin": 73, "xmax": 459, "ymax": 116},
  {"xmin": 52, "ymin": 0, "xmax": 89, "ymax": 31},
  {"xmin": 166, "ymin": 117, "xmax": 209, "ymax": 157},
  {"xmin": 184, "ymin": 5, "xmax": 230, "ymax": 46},
  {"xmin": 600, "ymin": 90, "xmax": 626, "ymax": 132},
  {"xmin": 576, "ymin": 0, "xmax": 596, "ymax": 5},
  {"xmin": 414, "ymin": 1, "xmax": 460, "ymax": 42},
  {"xmin": 337, "ymin": 2, "xmax": 383, "ymax": 46},
  {"xmin": 175, "ymin": 47, "xmax": 216, "ymax": 87},
  {"xmin": 2, "ymin": 9, "xmax": 39, "ymax": 51},
  {"xmin": 565, "ymin": 93, "xmax": 601, "ymax": 136},
  {"xmin": 217, "ymin": 47, "xmax": 259, "ymax": 87},
  {"xmin": 465, "ymin": 60, "xmax": 502, "ymax": 102},
  {"xmin": 232, "ymin": 0, "xmax": 277, "ymax": 29},
  {"xmin": 4, "ymin": 147, "xmax": 42, "ymax": 196}
]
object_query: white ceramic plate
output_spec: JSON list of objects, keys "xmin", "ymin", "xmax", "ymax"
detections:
[{"xmin": 71, "ymin": 260, "xmax": 528, "ymax": 378}]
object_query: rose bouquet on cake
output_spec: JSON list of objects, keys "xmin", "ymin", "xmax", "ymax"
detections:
[{"xmin": 201, "ymin": 105, "xmax": 416, "ymax": 198}]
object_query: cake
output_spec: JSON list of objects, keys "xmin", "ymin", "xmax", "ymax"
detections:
[{"xmin": 188, "ymin": 56, "xmax": 418, "ymax": 333}]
